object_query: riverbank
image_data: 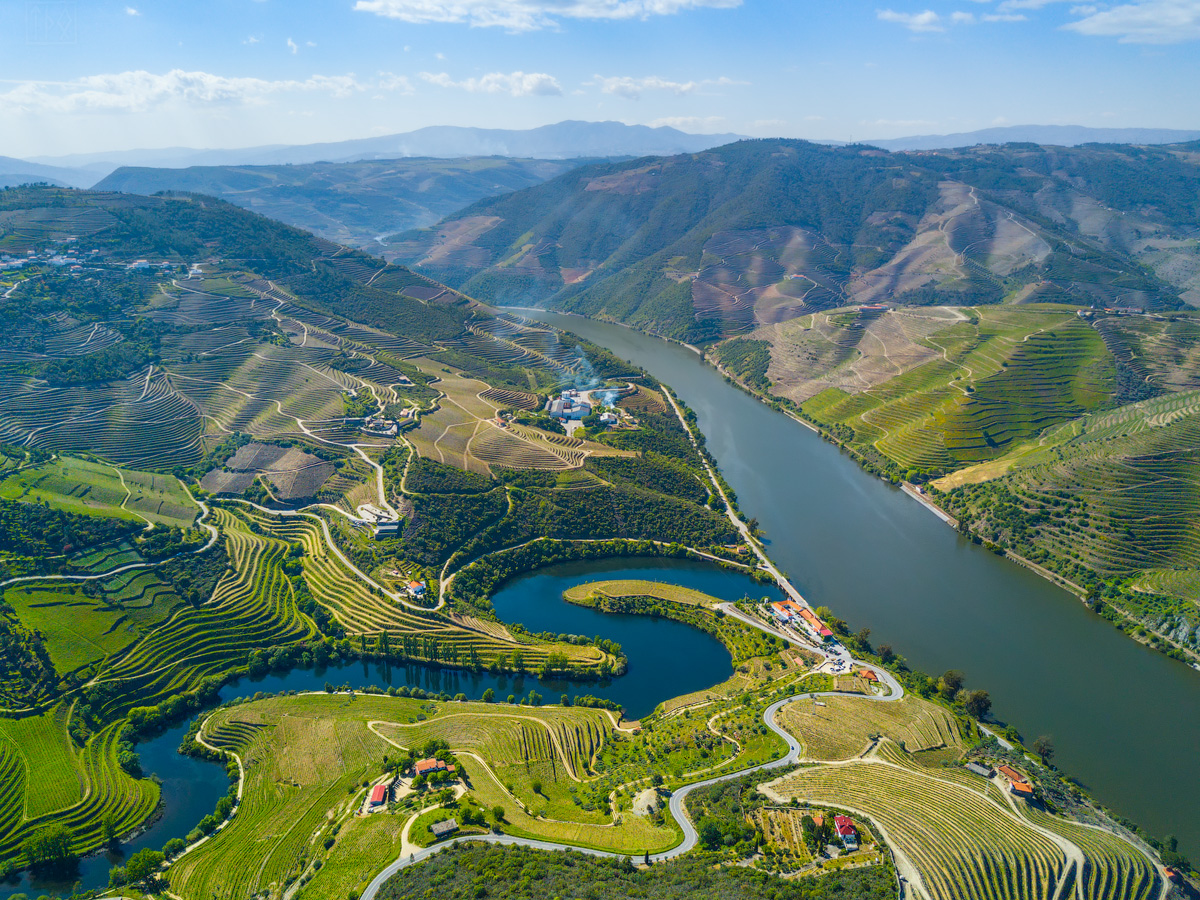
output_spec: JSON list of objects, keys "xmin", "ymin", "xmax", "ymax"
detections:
[
  {"xmin": 515, "ymin": 307, "xmax": 1200, "ymax": 860},
  {"xmin": 695, "ymin": 341, "xmax": 1200, "ymax": 672}
]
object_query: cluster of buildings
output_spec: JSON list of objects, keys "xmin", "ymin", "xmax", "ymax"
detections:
[
  {"xmin": 998, "ymin": 764, "xmax": 1036, "ymax": 800},
  {"xmin": 769, "ymin": 599, "xmax": 834, "ymax": 643},
  {"xmin": 964, "ymin": 761, "xmax": 1036, "ymax": 801},
  {"xmin": 361, "ymin": 416, "xmax": 399, "ymax": 437},
  {"xmin": 2, "ymin": 246, "xmax": 101, "ymax": 272},
  {"xmin": 546, "ymin": 389, "xmax": 592, "ymax": 421}
]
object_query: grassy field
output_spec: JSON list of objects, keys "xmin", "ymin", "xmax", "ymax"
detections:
[
  {"xmin": 777, "ymin": 694, "xmax": 962, "ymax": 761},
  {"xmin": 0, "ymin": 455, "xmax": 198, "ymax": 528},
  {"xmin": 4, "ymin": 583, "xmax": 145, "ymax": 673},
  {"xmin": 563, "ymin": 579, "xmax": 722, "ymax": 608}
]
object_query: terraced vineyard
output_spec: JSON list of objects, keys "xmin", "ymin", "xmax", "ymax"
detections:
[
  {"xmin": 1022, "ymin": 806, "xmax": 1161, "ymax": 900},
  {"xmin": 771, "ymin": 753, "xmax": 1067, "ymax": 900},
  {"xmin": 243, "ymin": 508, "xmax": 610, "ymax": 673},
  {"xmin": 172, "ymin": 694, "xmax": 676, "ymax": 900},
  {"xmin": 0, "ymin": 185, "xmax": 787, "ymax": 892},
  {"xmin": 767, "ymin": 691, "xmax": 1168, "ymax": 900},
  {"xmin": 169, "ymin": 700, "xmax": 390, "ymax": 900},
  {"xmin": 936, "ymin": 388, "xmax": 1200, "ymax": 652},
  {"xmin": 797, "ymin": 307, "xmax": 1120, "ymax": 473},
  {"xmin": 777, "ymin": 694, "xmax": 961, "ymax": 761},
  {"xmin": 0, "ymin": 713, "xmax": 159, "ymax": 865}
]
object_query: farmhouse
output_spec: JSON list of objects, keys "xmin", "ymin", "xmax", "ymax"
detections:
[
  {"xmin": 1010, "ymin": 781, "xmax": 1036, "ymax": 800},
  {"xmin": 407, "ymin": 580, "xmax": 427, "ymax": 599},
  {"xmin": 368, "ymin": 783, "xmax": 389, "ymax": 808},
  {"xmin": 965, "ymin": 762, "xmax": 994, "ymax": 778},
  {"xmin": 997, "ymin": 765, "xmax": 1027, "ymax": 784},
  {"xmin": 834, "ymin": 815, "xmax": 859, "ymax": 850},
  {"xmin": 430, "ymin": 819, "xmax": 459, "ymax": 839},
  {"xmin": 415, "ymin": 757, "xmax": 453, "ymax": 777}
]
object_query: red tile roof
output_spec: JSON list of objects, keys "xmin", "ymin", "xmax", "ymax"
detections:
[
  {"xmin": 998, "ymin": 765, "xmax": 1027, "ymax": 784},
  {"xmin": 415, "ymin": 758, "xmax": 447, "ymax": 776},
  {"xmin": 834, "ymin": 815, "xmax": 856, "ymax": 837},
  {"xmin": 370, "ymin": 784, "xmax": 387, "ymax": 804}
]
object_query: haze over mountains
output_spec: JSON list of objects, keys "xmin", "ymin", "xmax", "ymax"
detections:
[
  {"xmin": 7, "ymin": 121, "xmax": 1200, "ymax": 192},
  {"xmin": 28, "ymin": 121, "xmax": 746, "ymax": 180}
]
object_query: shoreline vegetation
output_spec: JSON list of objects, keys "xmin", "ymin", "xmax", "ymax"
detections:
[{"xmin": 695, "ymin": 324, "xmax": 1200, "ymax": 670}]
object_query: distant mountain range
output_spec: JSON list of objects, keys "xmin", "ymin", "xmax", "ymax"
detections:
[
  {"xmin": 26, "ymin": 121, "xmax": 748, "ymax": 179},
  {"xmin": 7, "ymin": 122, "xmax": 1200, "ymax": 191},
  {"xmin": 867, "ymin": 124, "xmax": 1200, "ymax": 152},
  {"xmin": 0, "ymin": 155, "xmax": 95, "ymax": 189}
]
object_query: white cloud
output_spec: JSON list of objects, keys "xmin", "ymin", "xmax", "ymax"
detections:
[
  {"xmin": 876, "ymin": 9, "xmax": 944, "ymax": 30},
  {"xmin": 287, "ymin": 37, "xmax": 299, "ymax": 54},
  {"xmin": 878, "ymin": 6, "xmax": 1029, "ymax": 30},
  {"xmin": 419, "ymin": 70, "xmax": 562, "ymax": 95},
  {"xmin": 125, "ymin": 6, "xmax": 140, "ymax": 15},
  {"xmin": 243, "ymin": 36, "xmax": 260, "ymax": 45},
  {"xmin": 353, "ymin": 0, "xmax": 741, "ymax": 31},
  {"xmin": 1064, "ymin": 0, "xmax": 1200, "ymax": 42},
  {"xmin": 648, "ymin": 115, "xmax": 726, "ymax": 131},
  {"xmin": 590, "ymin": 74, "xmax": 742, "ymax": 99},
  {"xmin": 377, "ymin": 72, "xmax": 415, "ymax": 93},
  {"xmin": 0, "ymin": 70, "xmax": 364, "ymax": 114}
]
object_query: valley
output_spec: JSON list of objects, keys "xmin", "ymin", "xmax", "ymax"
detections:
[{"xmin": 0, "ymin": 160, "xmax": 1196, "ymax": 900}]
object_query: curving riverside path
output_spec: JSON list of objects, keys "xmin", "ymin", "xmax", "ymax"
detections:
[{"xmin": 360, "ymin": 675, "xmax": 901, "ymax": 900}]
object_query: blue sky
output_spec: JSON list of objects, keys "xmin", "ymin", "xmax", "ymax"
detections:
[{"xmin": 3, "ymin": 0, "xmax": 1199, "ymax": 158}]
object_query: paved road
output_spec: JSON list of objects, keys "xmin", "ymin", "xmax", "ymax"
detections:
[{"xmin": 359, "ymin": 680, "xmax": 903, "ymax": 900}]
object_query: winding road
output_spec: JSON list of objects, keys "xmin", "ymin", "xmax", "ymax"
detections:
[{"xmin": 359, "ymin": 675, "xmax": 902, "ymax": 900}]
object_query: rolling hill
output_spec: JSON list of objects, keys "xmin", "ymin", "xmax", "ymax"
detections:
[
  {"xmin": 386, "ymin": 139, "xmax": 1199, "ymax": 341},
  {"xmin": 93, "ymin": 156, "xmax": 595, "ymax": 248}
]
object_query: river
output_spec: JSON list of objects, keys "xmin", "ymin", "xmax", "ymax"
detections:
[{"xmin": 521, "ymin": 308, "xmax": 1200, "ymax": 859}]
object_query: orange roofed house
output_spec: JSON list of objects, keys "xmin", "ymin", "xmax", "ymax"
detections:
[{"xmin": 415, "ymin": 757, "xmax": 455, "ymax": 778}]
